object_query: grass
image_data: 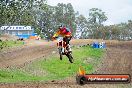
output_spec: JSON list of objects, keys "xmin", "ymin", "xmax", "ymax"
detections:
[
  {"xmin": 0, "ymin": 40, "xmax": 24, "ymax": 50},
  {"xmin": 0, "ymin": 69, "xmax": 43, "ymax": 83},
  {"xmin": 5, "ymin": 41, "xmax": 23, "ymax": 47},
  {"xmin": 0, "ymin": 46, "xmax": 104, "ymax": 83}
]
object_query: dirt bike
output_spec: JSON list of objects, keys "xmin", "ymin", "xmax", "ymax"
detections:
[{"xmin": 56, "ymin": 37, "xmax": 73, "ymax": 63}]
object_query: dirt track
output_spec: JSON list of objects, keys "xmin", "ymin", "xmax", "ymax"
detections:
[
  {"xmin": 0, "ymin": 39, "xmax": 132, "ymax": 88},
  {"xmin": 0, "ymin": 39, "xmax": 112, "ymax": 68},
  {"xmin": 0, "ymin": 41, "xmax": 57, "ymax": 68}
]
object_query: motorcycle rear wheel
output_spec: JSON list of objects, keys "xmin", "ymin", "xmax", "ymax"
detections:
[{"xmin": 66, "ymin": 53, "xmax": 73, "ymax": 63}]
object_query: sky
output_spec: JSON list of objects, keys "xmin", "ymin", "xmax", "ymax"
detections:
[{"xmin": 47, "ymin": 0, "xmax": 132, "ymax": 25}]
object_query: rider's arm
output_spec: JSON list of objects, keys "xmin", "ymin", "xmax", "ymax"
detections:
[{"xmin": 53, "ymin": 30, "xmax": 60, "ymax": 38}]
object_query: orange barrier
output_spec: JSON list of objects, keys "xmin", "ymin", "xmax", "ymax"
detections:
[{"xmin": 29, "ymin": 36, "xmax": 40, "ymax": 40}]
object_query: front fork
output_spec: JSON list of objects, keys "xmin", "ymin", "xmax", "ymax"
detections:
[
  {"xmin": 62, "ymin": 47, "xmax": 65, "ymax": 53},
  {"xmin": 58, "ymin": 47, "xmax": 65, "ymax": 55},
  {"xmin": 60, "ymin": 40, "xmax": 65, "ymax": 53}
]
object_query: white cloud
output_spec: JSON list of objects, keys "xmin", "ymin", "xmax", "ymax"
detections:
[{"xmin": 47, "ymin": 0, "xmax": 132, "ymax": 25}]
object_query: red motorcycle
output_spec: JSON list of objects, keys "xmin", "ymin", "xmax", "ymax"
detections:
[{"xmin": 56, "ymin": 37, "xmax": 73, "ymax": 63}]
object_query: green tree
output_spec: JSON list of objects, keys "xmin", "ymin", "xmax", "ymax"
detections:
[
  {"xmin": 75, "ymin": 14, "xmax": 89, "ymax": 38},
  {"xmin": 88, "ymin": 8, "xmax": 108, "ymax": 39},
  {"xmin": 54, "ymin": 3, "xmax": 76, "ymax": 34}
]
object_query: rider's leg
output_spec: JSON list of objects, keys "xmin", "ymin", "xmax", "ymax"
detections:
[
  {"xmin": 67, "ymin": 44, "xmax": 72, "ymax": 52},
  {"xmin": 64, "ymin": 37, "xmax": 72, "ymax": 52}
]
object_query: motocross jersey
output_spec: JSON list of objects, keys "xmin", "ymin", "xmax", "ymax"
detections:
[{"xmin": 53, "ymin": 27, "xmax": 72, "ymax": 38}]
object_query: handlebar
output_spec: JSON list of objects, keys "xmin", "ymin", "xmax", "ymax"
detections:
[{"xmin": 52, "ymin": 36, "xmax": 59, "ymax": 41}]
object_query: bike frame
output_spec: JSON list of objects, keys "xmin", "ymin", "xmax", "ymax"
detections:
[{"xmin": 57, "ymin": 37, "xmax": 67, "ymax": 53}]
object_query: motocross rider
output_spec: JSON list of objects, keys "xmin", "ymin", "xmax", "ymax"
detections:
[{"xmin": 52, "ymin": 24, "xmax": 72, "ymax": 52}]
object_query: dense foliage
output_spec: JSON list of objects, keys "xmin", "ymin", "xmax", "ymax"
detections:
[{"xmin": 0, "ymin": 0, "xmax": 132, "ymax": 40}]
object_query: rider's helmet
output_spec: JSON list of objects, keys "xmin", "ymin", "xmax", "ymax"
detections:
[{"xmin": 58, "ymin": 24, "xmax": 65, "ymax": 30}]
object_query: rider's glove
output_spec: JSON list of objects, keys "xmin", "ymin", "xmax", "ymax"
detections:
[
  {"xmin": 52, "ymin": 37, "xmax": 55, "ymax": 41},
  {"xmin": 52, "ymin": 36, "xmax": 58, "ymax": 41}
]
